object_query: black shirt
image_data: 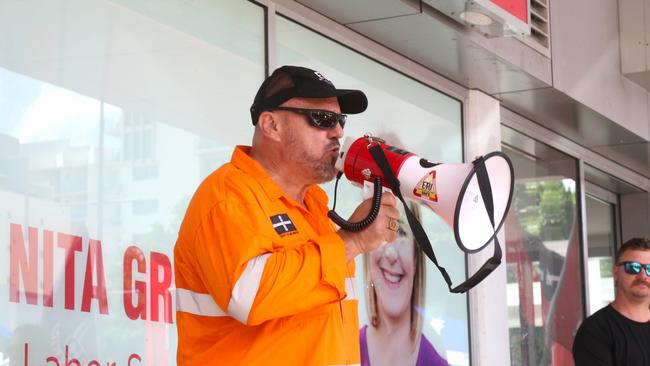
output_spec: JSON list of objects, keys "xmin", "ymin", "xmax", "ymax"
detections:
[{"xmin": 572, "ymin": 304, "xmax": 650, "ymax": 366}]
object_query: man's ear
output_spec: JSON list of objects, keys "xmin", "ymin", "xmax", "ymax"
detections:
[
  {"xmin": 613, "ymin": 264, "xmax": 620, "ymax": 284},
  {"xmin": 257, "ymin": 111, "xmax": 282, "ymax": 142}
]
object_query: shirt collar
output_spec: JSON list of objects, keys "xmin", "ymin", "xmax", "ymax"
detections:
[
  {"xmin": 230, "ymin": 146, "xmax": 330, "ymax": 207},
  {"xmin": 231, "ymin": 145, "xmax": 284, "ymax": 199}
]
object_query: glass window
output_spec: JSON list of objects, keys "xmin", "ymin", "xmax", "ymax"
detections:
[
  {"xmin": 277, "ymin": 17, "xmax": 467, "ymax": 365},
  {"xmin": 132, "ymin": 165, "xmax": 158, "ymax": 181},
  {"xmin": 132, "ymin": 199, "xmax": 159, "ymax": 215},
  {"xmin": 0, "ymin": 1, "xmax": 264, "ymax": 365},
  {"xmin": 585, "ymin": 193, "xmax": 616, "ymax": 315},
  {"xmin": 502, "ymin": 126, "xmax": 582, "ymax": 366}
]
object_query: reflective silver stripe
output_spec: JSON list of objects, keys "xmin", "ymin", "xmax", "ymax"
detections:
[
  {"xmin": 228, "ymin": 253, "xmax": 271, "ymax": 324},
  {"xmin": 177, "ymin": 262, "xmax": 353, "ymax": 320},
  {"xmin": 344, "ymin": 277, "xmax": 357, "ymax": 301},
  {"xmin": 176, "ymin": 288, "xmax": 226, "ymax": 317}
]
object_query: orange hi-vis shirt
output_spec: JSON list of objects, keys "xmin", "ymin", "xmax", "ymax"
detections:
[{"xmin": 174, "ymin": 146, "xmax": 360, "ymax": 365}]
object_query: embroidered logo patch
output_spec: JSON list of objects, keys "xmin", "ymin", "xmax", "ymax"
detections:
[{"xmin": 270, "ymin": 214, "xmax": 298, "ymax": 236}]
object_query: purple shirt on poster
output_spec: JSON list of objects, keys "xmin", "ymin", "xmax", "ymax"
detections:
[{"xmin": 359, "ymin": 325, "xmax": 450, "ymax": 366}]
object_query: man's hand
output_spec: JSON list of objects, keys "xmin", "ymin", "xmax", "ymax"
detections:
[{"xmin": 337, "ymin": 192, "xmax": 400, "ymax": 262}]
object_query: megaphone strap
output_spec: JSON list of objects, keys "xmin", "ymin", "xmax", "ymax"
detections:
[
  {"xmin": 368, "ymin": 144, "xmax": 502, "ymax": 294},
  {"xmin": 473, "ymin": 156, "xmax": 495, "ymax": 227}
]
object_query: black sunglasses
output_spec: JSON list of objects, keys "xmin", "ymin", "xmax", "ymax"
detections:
[
  {"xmin": 617, "ymin": 261, "xmax": 650, "ymax": 276},
  {"xmin": 267, "ymin": 106, "xmax": 346, "ymax": 129}
]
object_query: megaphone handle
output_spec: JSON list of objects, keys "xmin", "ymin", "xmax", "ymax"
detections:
[{"xmin": 328, "ymin": 176, "xmax": 384, "ymax": 232}]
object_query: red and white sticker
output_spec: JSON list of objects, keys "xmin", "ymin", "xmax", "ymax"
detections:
[{"xmin": 413, "ymin": 171, "xmax": 438, "ymax": 202}]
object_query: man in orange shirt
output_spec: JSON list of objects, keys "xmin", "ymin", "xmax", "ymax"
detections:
[{"xmin": 174, "ymin": 65, "xmax": 400, "ymax": 365}]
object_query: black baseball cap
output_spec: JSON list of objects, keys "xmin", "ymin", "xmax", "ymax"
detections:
[{"xmin": 250, "ymin": 65, "xmax": 368, "ymax": 125}]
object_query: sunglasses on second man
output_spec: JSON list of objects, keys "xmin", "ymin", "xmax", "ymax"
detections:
[
  {"xmin": 267, "ymin": 106, "xmax": 347, "ymax": 129},
  {"xmin": 617, "ymin": 261, "xmax": 650, "ymax": 276}
]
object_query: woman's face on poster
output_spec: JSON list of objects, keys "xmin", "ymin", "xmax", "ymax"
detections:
[{"xmin": 369, "ymin": 226, "xmax": 416, "ymax": 319}]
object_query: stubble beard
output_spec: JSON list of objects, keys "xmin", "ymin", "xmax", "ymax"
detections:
[
  {"xmin": 312, "ymin": 154, "xmax": 338, "ymax": 183},
  {"xmin": 286, "ymin": 131, "xmax": 338, "ymax": 184}
]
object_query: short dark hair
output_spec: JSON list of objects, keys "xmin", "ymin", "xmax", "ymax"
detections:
[{"xmin": 615, "ymin": 237, "xmax": 650, "ymax": 263}]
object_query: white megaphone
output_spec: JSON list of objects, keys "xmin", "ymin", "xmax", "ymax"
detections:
[{"xmin": 328, "ymin": 135, "xmax": 514, "ymax": 293}]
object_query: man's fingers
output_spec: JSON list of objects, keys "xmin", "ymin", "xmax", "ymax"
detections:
[
  {"xmin": 382, "ymin": 206, "xmax": 400, "ymax": 221},
  {"xmin": 380, "ymin": 192, "xmax": 397, "ymax": 206}
]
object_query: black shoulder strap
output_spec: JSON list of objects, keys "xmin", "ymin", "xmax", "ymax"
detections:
[{"xmin": 368, "ymin": 144, "xmax": 501, "ymax": 294}]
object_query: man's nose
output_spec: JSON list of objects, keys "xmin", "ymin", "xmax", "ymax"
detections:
[{"xmin": 328, "ymin": 121, "xmax": 344, "ymax": 138}]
